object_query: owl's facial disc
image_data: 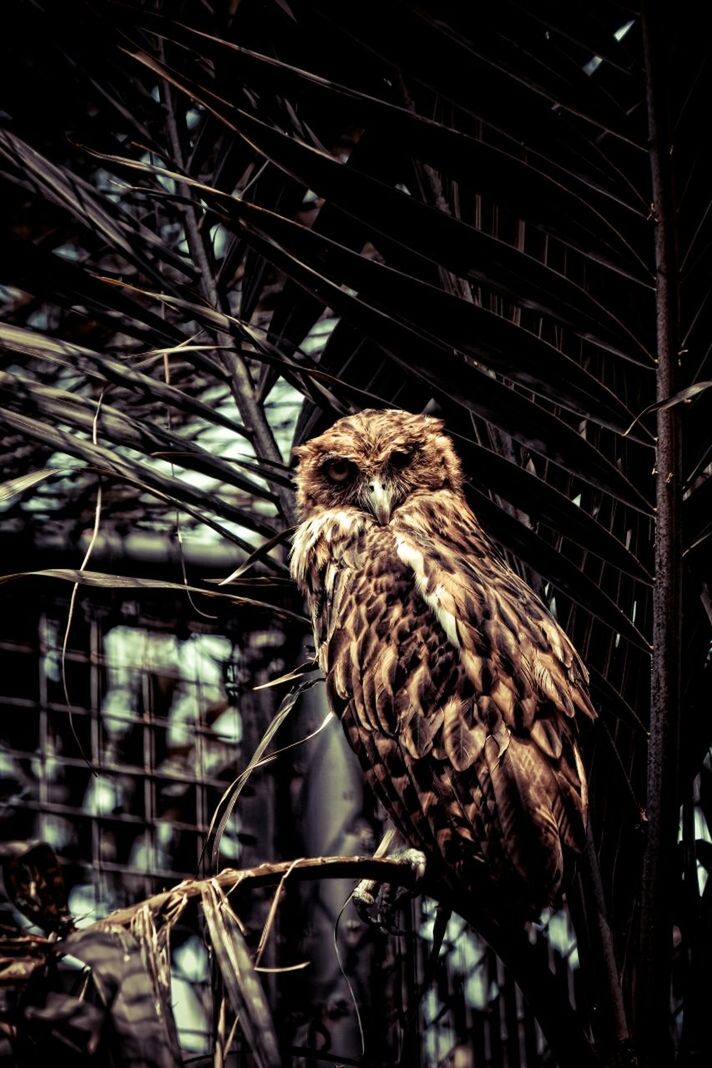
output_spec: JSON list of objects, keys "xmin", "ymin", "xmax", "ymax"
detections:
[{"xmin": 294, "ymin": 409, "xmax": 465, "ymax": 522}]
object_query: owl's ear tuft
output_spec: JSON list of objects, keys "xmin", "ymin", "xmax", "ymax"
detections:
[
  {"xmin": 291, "ymin": 444, "xmax": 310, "ymax": 464},
  {"xmin": 423, "ymin": 415, "xmax": 445, "ymax": 432}
]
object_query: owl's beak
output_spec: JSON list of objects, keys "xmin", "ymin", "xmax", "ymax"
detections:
[{"xmin": 366, "ymin": 482, "xmax": 394, "ymax": 525}]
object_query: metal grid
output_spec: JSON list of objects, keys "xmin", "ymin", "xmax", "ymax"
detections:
[{"xmin": 0, "ymin": 587, "xmax": 284, "ymax": 911}]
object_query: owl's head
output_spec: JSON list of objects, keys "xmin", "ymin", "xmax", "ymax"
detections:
[{"xmin": 292, "ymin": 409, "xmax": 463, "ymax": 523}]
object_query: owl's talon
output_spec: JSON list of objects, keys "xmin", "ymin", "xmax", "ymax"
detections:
[
  {"xmin": 352, "ymin": 849, "xmax": 427, "ymax": 931},
  {"xmin": 397, "ymin": 847, "xmax": 427, "ymax": 882},
  {"xmin": 352, "ymin": 880, "xmax": 381, "ymax": 926},
  {"xmin": 352, "ymin": 880, "xmax": 402, "ymax": 932}
]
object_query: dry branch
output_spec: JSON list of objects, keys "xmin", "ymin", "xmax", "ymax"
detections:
[{"xmin": 93, "ymin": 855, "xmax": 419, "ymax": 928}]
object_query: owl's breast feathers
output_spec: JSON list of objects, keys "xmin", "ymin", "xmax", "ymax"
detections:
[{"xmin": 291, "ymin": 490, "xmax": 596, "ymax": 917}]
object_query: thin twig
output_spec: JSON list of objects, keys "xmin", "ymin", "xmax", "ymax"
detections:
[{"xmin": 61, "ymin": 388, "xmax": 107, "ymax": 775}]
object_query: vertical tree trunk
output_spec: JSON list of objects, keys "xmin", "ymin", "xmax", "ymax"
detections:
[{"xmin": 638, "ymin": 2, "xmax": 682, "ymax": 1062}]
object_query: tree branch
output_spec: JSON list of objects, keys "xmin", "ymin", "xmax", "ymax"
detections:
[{"xmin": 95, "ymin": 855, "xmax": 419, "ymax": 928}]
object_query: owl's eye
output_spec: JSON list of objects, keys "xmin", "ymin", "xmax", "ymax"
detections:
[
  {"xmin": 323, "ymin": 458, "xmax": 356, "ymax": 484},
  {"xmin": 390, "ymin": 447, "xmax": 415, "ymax": 470}
]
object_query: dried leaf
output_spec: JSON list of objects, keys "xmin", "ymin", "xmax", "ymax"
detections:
[
  {"xmin": 200, "ymin": 882, "xmax": 280, "ymax": 1068},
  {"xmin": 0, "ymin": 931, "xmax": 51, "ymax": 985},
  {"xmin": 23, "ymin": 993, "xmax": 104, "ymax": 1056},
  {"xmin": 62, "ymin": 926, "xmax": 181, "ymax": 1068}
]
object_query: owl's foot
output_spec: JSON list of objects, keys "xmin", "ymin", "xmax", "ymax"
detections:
[
  {"xmin": 395, "ymin": 847, "xmax": 427, "ymax": 881},
  {"xmin": 353, "ymin": 848, "xmax": 427, "ymax": 931}
]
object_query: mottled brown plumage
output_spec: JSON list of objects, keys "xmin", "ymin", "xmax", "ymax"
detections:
[{"xmin": 291, "ymin": 409, "xmax": 595, "ymax": 918}]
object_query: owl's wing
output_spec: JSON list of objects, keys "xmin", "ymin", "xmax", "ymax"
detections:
[
  {"xmin": 388, "ymin": 494, "xmax": 596, "ymax": 883},
  {"xmin": 392, "ymin": 495, "xmax": 597, "ymax": 733}
]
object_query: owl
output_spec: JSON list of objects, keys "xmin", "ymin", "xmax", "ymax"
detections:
[{"xmin": 291, "ymin": 409, "xmax": 595, "ymax": 919}]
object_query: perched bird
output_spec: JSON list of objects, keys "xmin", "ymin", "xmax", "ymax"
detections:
[{"xmin": 291, "ymin": 409, "xmax": 595, "ymax": 919}]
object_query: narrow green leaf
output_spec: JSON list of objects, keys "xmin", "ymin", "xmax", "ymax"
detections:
[
  {"xmin": 102, "ymin": 261, "xmax": 655, "ymax": 516},
  {"xmin": 127, "ymin": 42, "xmax": 651, "ymax": 362},
  {"xmin": 228, "ymin": 201, "xmax": 640, "ymax": 434},
  {"xmin": 456, "ymin": 439, "xmax": 651, "ymax": 583},
  {"xmin": 684, "ymin": 472, "xmax": 712, "ymax": 551},
  {"xmin": 217, "ymin": 527, "xmax": 294, "ymax": 582},
  {"xmin": 0, "ymin": 231, "xmax": 188, "ymax": 348},
  {"xmin": 0, "ymin": 321, "xmax": 252, "ymax": 442},
  {"xmin": 0, "ymin": 568, "xmax": 308, "ymax": 625},
  {"xmin": 128, "ymin": 28, "xmax": 650, "ymax": 275},
  {"xmin": 0, "ymin": 371, "xmax": 278, "ymax": 503},
  {"xmin": 220, "ymin": 218, "xmax": 656, "ymax": 512},
  {"xmin": 90, "ymin": 141, "xmax": 642, "ymax": 443},
  {"xmin": 624, "ymin": 380, "xmax": 712, "ymax": 435},
  {"xmin": 0, "ymin": 468, "xmax": 63, "ymax": 507},
  {"xmin": 0, "ymin": 128, "xmax": 193, "ymax": 287},
  {"xmin": 468, "ymin": 486, "xmax": 651, "ymax": 651},
  {"xmin": 0, "ymin": 406, "xmax": 276, "ymax": 543}
]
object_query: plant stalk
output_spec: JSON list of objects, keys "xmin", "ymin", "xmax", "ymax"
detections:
[{"xmin": 638, "ymin": 2, "xmax": 682, "ymax": 1063}]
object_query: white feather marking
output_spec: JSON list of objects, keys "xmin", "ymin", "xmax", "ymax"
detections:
[
  {"xmin": 395, "ymin": 535, "xmax": 461, "ymax": 649},
  {"xmin": 573, "ymin": 741, "xmax": 588, "ymax": 814},
  {"xmin": 290, "ymin": 510, "xmax": 358, "ymax": 586}
]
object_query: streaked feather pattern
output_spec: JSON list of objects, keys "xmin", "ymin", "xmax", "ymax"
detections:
[{"xmin": 291, "ymin": 410, "xmax": 595, "ymax": 918}]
